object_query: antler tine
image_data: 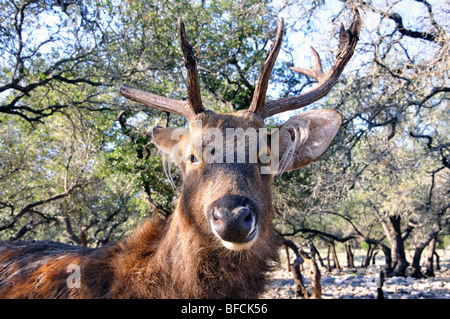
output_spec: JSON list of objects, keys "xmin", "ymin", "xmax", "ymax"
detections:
[
  {"xmin": 290, "ymin": 46, "xmax": 324, "ymax": 83},
  {"xmin": 119, "ymin": 18, "xmax": 204, "ymax": 121},
  {"xmin": 248, "ymin": 18, "xmax": 285, "ymax": 115},
  {"xmin": 118, "ymin": 84, "xmax": 197, "ymax": 119},
  {"xmin": 178, "ymin": 18, "xmax": 204, "ymax": 115},
  {"xmin": 260, "ymin": 8, "xmax": 362, "ymax": 119}
]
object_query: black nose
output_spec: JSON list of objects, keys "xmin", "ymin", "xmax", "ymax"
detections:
[{"xmin": 208, "ymin": 196, "xmax": 258, "ymax": 243}]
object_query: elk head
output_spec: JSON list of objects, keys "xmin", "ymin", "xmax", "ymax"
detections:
[{"xmin": 119, "ymin": 11, "xmax": 361, "ymax": 251}]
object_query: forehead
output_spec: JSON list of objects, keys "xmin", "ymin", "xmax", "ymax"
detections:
[
  {"xmin": 188, "ymin": 110, "xmax": 265, "ymax": 132},
  {"xmin": 184, "ymin": 110, "xmax": 274, "ymax": 173}
]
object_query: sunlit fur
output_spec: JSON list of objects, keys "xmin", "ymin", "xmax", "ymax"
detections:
[
  {"xmin": 0, "ymin": 108, "xmax": 341, "ymax": 298},
  {"xmin": 0, "ymin": 110, "xmax": 280, "ymax": 299}
]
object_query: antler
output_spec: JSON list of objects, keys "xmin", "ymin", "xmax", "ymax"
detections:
[
  {"xmin": 119, "ymin": 18, "xmax": 204, "ymax": 120},
  {"xmin": 177, "ymin": 18, "xmax": 204, "ymax": 115},
  {"xmin": 252, "ymin": 9, "xmax": 362, "ymax": 119},
  {"xmin": 248, "ymin": 18, "xmax": 285, "ymax": 115},
  {"xmin": 120, "ymin": 11, "xmax": 361, "ymax": 120}
]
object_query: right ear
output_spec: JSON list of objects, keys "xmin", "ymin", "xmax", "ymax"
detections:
[
  {"xmin": 275, "ymin": 109, "xmax": 342, "ymax": 172},
  {"xmin": 152, "ymin": 126, "xmax": 190, "ymax": 161}
]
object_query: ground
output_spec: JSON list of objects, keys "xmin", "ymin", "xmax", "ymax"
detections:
[{"xmin": 261, "ymin": 250, "xmax": 450, "ymax": 299}]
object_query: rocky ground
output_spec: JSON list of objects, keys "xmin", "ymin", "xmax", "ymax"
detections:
[{"xmin": 262, "ymin": 250, "xmax": 450, "ymax": 299}]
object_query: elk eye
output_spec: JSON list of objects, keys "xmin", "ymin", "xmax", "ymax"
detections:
[{"xmin": 190, "ymin": 154, "xmax": 199, "ymax": 164}]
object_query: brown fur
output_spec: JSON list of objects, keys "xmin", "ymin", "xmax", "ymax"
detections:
[
  {"xmin": 0, "ymin": 9, "xmax": 354, "ymax": 296},
  {"xmin": 0, "ymin": 110, "xmax": 282, "ymax": 299},
  {"xmin": 0, "ymin": 214, "xmax": 279, "ymax": 299},
  {"xmin": 0, "ymin": 105, "xmax": 342, "ymax": 299}
]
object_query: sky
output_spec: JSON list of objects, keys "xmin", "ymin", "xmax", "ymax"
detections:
[{"xmin": 1, "ymin": 0, "xmax": 446, "ymax": 117}]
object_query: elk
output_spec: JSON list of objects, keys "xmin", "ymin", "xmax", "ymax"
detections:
[{"xmin": 0, "ymin": 11, "xmax": 361, "ymax": 299}]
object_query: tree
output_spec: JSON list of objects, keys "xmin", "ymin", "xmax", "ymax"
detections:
[
  {"xmin": 273, "ymin": 0, "xmax": 449, "ymax": 277},
  {"xmin": 1, "ymin": 0, "xmax": 448, "ymax": 285},
  {"xmin": 0, "ymin": 0, "xmax": 298, "ymax": 245},
  {"xmin": 0, "ymin": 0, "xmax": 115, "ymax": 123}
]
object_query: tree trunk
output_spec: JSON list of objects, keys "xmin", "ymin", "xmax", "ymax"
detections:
[
  {"xmin": 434, "ymin": 251, "xmax": 440, "ymax": 270},
  {"xmin": 345, "ymin": 242, "xmax": 355, "ymax": 268},
  {"xmin": 363, "ymin": 243, "xmax": 372, "ymax": 267},
  {"xmin": 389, "ymin": 215, "xmax": 409, "ymax": 276},
  {"xmin": 372, "ymin": 251, "xmax": 378, "ymax": 265},
  {"xmin": 283, "ymin": 239, "xmax": 322, "ymax": 299},
  {"xmin": 304, "ymin": 258, "xmax": 322, "ymax": 299},
  {"xmin": 284, "ymin": 240, "xmax": 309, "ymax": 298},
  {"xmin": 410, "ymin": 232, "xmax": 436, "ymax": 278},
  {"xmin": 326, "ymin": 245, "xmax": 332, "ymax": 271},
  {"xmin": 331, "ymin": 242, "xmax": 341, "ymax": 269},
  {"xmin": 80, "ymin": 228, "xmax": 88, "ymax": 247},
  {"xmin": 285, "ymin": 243, "xmax": 291, "ymax": 272},
  {"xmin": 290, "ymin": 258, "xmax": 309, "ymax": 298},
  {"xmin": 380, "ymin": 244, "xmax": 393, "ymax": 275},
  {"xmin": 310, "ymin": 242, "xmax": 326, "ymax": 268},
  {"xmin": 425, "ymin": 235, "xmax": 437, "ymax": 277},
  {"xmin": 411, "ymin": 244, "xmax": 427, "ymax": 278}
]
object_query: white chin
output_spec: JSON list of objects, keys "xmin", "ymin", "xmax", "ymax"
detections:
[{"xmin": 220, "ymin": 228, "xmax": 259, "ymax": 251}]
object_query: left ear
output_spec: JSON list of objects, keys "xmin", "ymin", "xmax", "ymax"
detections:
[
  {"xmin": 153, "ymin": 126, "xmax": 190, "ymax": 162},
  {"xmin": 276, "ymin": 109, "xmax": 342, "ymax": 172}
]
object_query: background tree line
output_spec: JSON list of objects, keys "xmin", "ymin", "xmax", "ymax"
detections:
[{"xmin": 0, "ymin": 0, "xmax": 448, "ymax": 278}]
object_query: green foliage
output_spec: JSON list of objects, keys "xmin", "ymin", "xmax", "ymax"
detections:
[
  {"xmin": 0, "ymin": 0, "xmax": 448, "ymax": 258},
  {"xmin": 0, "ymin": 0, "xmax": 289, "ymax": 245}
]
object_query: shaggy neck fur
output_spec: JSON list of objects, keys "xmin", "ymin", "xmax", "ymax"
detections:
[
  {"xmin": 0, "ymin": 180, "xmax": 279, "ymax": 299},
  {"xmin": 104, "ymin": 204, "xmax": 279, "ymax": 299}
]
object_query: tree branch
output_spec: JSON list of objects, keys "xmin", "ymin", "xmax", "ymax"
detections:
[
  {"xmin": 363, "ymin": 1, "xmax": 443, "ymax": 44},
  {"xmin": 0, "ymin": 188, "xmax": 75, "ymax": 233}
]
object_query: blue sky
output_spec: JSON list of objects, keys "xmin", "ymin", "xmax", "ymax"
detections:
[{"xmin": 1, "ymin": 0, "xmax": 447, "ymax": 119}]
